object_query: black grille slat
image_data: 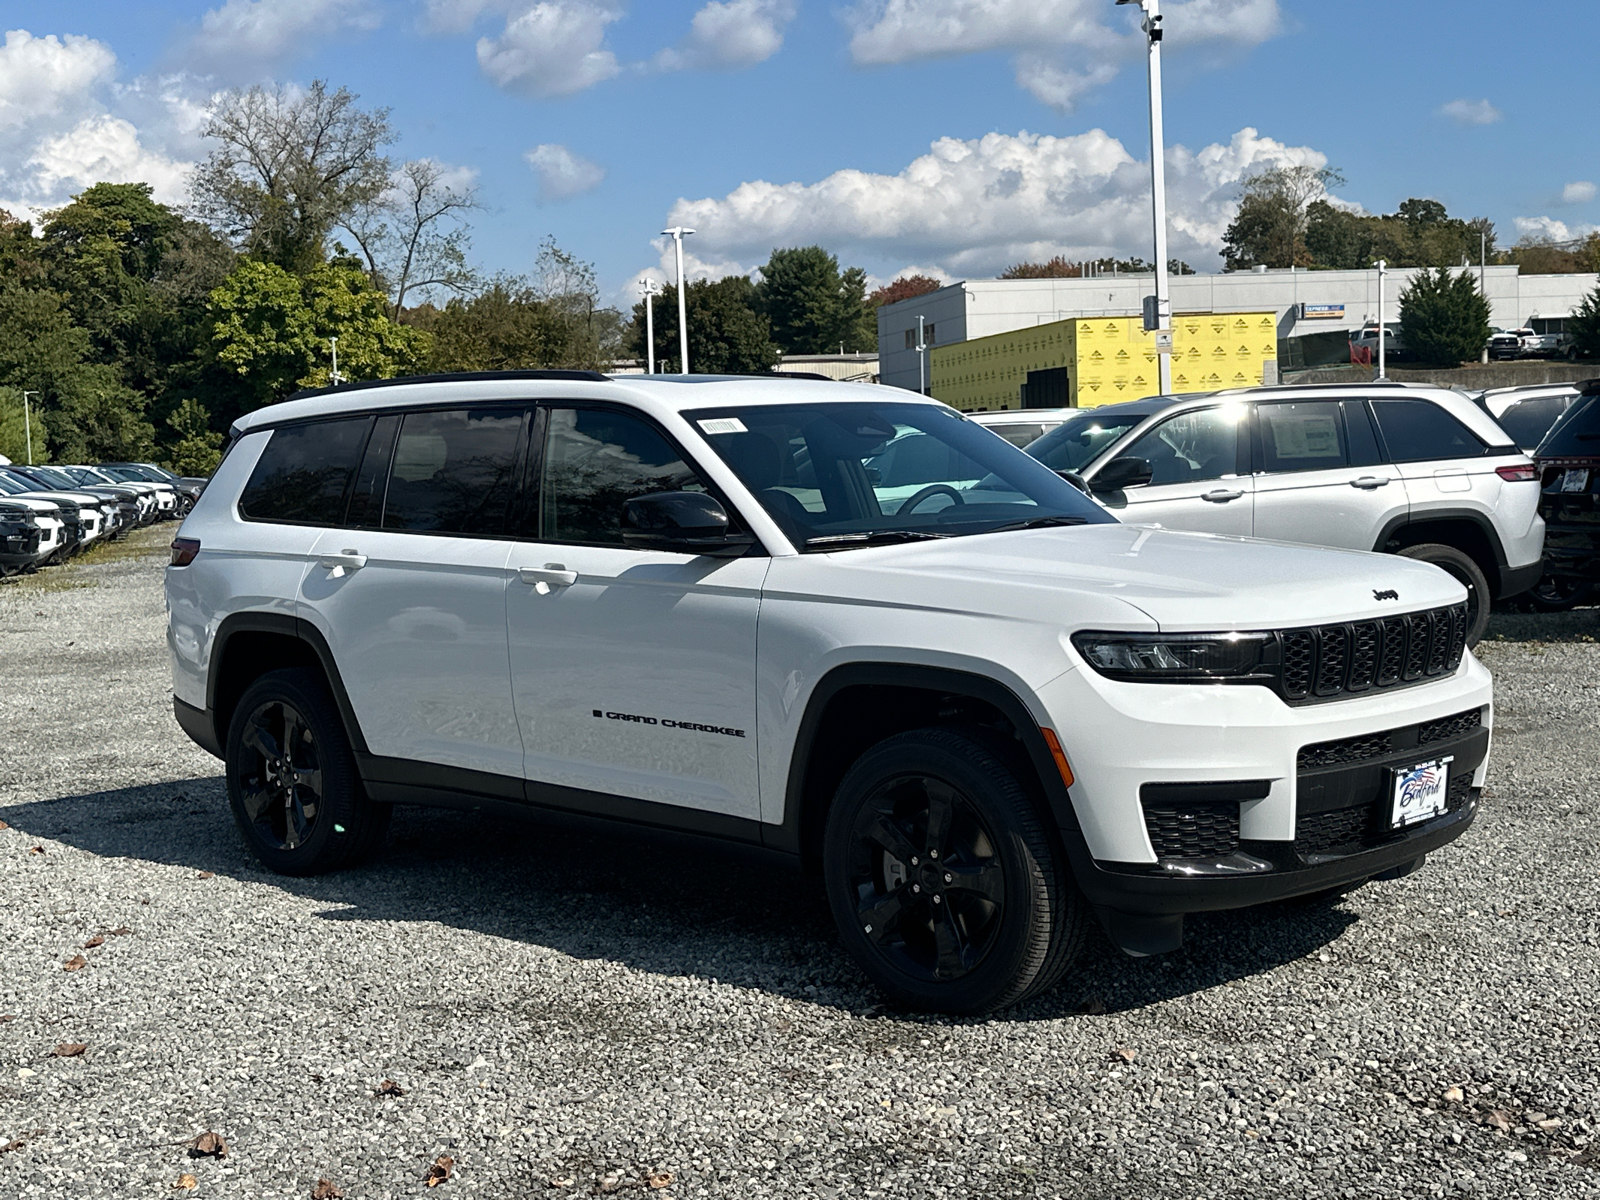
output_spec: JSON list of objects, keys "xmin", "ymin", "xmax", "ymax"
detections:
[
  {"xmin": 1315, "ymin": 626, "xmax": 1349, "ymax": 695},
  {"xmin": 1142, "ymin": 803, "xmax": 1241, "ymax": 860},
  {"xmin": 1282, "ymin": 630, "xmax": 1314, "ymax": 699},
  {"xmin": 1295, "ymin": 805, "xmax": 1380, "ymax": 856},
  {"xmin": 1347, "ymin": 622, "xmax": 1379, "ymax": 692},
  {"xmin": 1271, "ymin": 604, "xmax": 1467, "ymax": 705},
  {"xmin": 1378, "ymin": 617, "xmax": 1408, "ymax": 685},
  {"xmin": 1404, "ymin": 612, "xmax": 1432, "ymax": 680},
  {"xmin": 1417, "ymin": 707, "xmax": 1483, "ymax": 746},
  {"xmin": 1299, "ymin": 707, "xmax": 1482, "ymax": 771}
]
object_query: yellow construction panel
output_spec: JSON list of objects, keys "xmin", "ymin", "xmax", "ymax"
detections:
[{"xmin": 932, "ymin": 310, "xmax": 1276, "ymax": 411}]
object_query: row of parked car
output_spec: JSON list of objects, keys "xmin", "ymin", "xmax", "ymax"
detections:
[
  {"xmin": 967, "ymin": 377, "xmax": 1600, "ymax": 628},
  {"xmin": 0, "ymin": 459, "xmax": 207, "ymax": 578}
]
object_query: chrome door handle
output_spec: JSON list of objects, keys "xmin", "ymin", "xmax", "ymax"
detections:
[
  {"xmin": 318, "ymin": 550, "xmax": 367, "ymax": 577},
  {"xmin": 1350, "ymin": 476, "xmax": 1390, "ymax": 489},
  {"xmin": 519, "ymin": 564, "xmax": 578, "ymax": 593},
  {"xmin": 1201, "ymin": 489, "xmax": 1244, "ymax": 503}
]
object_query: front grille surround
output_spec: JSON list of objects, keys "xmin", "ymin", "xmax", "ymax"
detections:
[{"xmin": 1274, "ymin": 603, "xmax": 1468, "ymax": 705}]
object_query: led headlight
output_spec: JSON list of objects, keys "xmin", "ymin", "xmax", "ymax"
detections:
[{"xmin": 1071, "ymin": 630, "xmax": 1279, "ymax": 683}]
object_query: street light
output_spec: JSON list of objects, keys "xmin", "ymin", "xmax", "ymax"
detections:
[
  {"xmin": 661, "ymin": 226, "xmax": 694, "ymax": 374},
  {"xmin": 1374, "ymin": 259, "xmax": 1388, "ymax": 381},
  {"xmin": 329, "ymin": 337, "xmax": 344, "ymax": 386},
  {"xmin": 1117, "ymin": 0, "xmax": 1172, "ymax": 394},
  {"xmin": 21, "ymin": 390, "xmax": 37, "ymax": 465},
  {"xmin": 641, "ymin": 279, "xmax": 659, "ymax": 374},
  {"xmin": 915, "ymin": 316, "xmax": 928, "ymax": 395}
]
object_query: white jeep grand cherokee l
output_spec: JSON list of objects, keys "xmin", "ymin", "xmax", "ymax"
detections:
[{"xmin": 167, "ymin": 373, "xmax": 1492, "ymax": 1013}]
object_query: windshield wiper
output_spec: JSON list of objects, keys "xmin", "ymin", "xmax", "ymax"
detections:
[
  {"xmin": 980, "ymin": 515, "xmax": 1091, "ymax": 534},
  {"xmin": 804, "ymin": 530, "xmax": 952, "ymax": 550}
]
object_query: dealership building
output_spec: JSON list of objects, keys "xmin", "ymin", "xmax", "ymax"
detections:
[{"xmin": 876, "ymin": 265, "xmax": 1599, "ymax": 408}]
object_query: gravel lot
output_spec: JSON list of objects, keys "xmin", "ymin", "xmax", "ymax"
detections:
[{"xmin": 2, "ymin": 531, "xmax": 1598, "ymax": 1199}]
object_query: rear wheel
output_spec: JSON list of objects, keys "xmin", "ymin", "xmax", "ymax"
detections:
[
  {"xmin": 225, "ymin": 668, "xmax": 388, "ymax": 875},
  {"xmin": 1527, "ymin": 574, "xmax": 1594, "ymax": 613},
  {"xmin": 1396, "ymin": 543, "xmax": 1491, "ymax": 647},
  {"xmin": 822, "ymin": 728, "xmax": 1086, "ymax": 1014}
]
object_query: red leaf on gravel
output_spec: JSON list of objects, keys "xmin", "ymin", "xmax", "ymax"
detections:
[
  {"xmin": 28, "ymin": 846, "xmax": 44, "ymax": 855},
  {"xmin": 196, "ymin": 871, "xmax": 214, "ymax": 880},
  {"xmin": 62, "ymin": 955, "xmax": 87, "ymax": 972},
  {"xmin": 51, "ymin": 1043, "xmax": 87, "ymax": 1058},
  {"xmin": 0, "ymin": 820, "xmax": 8, "ymax": 830},
  {"xmin": 425, "ymin": 1155, "xmax": 454, "ymax": 1186},
  {"xmin": 311, "ymin": 1180, "xmax": 346, "ymax": 1199},
  {"xmin": 186, "ymin": 1131, "xmax": 229, "ymax": 1158},
  {"xmin": 83, "ymin": 936, "xmax": 105, "ymax": 950},
  {"xmin": 376, "ymin": 1079, "xmax": 406, "ymax": 1097}
]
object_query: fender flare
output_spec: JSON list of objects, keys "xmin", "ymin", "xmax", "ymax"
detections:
[{"xmin": 1372, "ymin": 509, "xmax": 1508, "ymax": 569}]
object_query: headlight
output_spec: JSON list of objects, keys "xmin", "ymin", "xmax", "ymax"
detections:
[{"xmin": 1071, "ymin": 631, "xmax": 1279, "ymax": 682}]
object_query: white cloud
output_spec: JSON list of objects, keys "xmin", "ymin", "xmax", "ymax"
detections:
[
  {"xmin": 1513, "ymin": 216, "xmax": 1598, "ymax": 244},
  {"xmin": 424, "ymin": 0, "xmax": 502, "ymax": 34},
  {"xmin": 0, "ymin": 29, "xmax": 116, "ymax": 129},
  {"xmin": 846, "ymin": 0, "xmax": 1280, "ymax": 110},
  {"xmin": 661, "ymin": 125, "xmax": 1327, "ymax": 277},
  {"xmin": 1440, "ymin": 98, "xmax": 1501, "ymax": 126},
  {"xmin": 25, "ymin": 114, "xmax": 191, "ymax": 203},
  {"xmin": 654, "ymin": 0, "xmax": 797, "ymax": 71},
  {"xmin": 183, "ymin": 0, "xmax": 380, "ymax": 79},
  {"xmin": 477, "ymin": 1, "xmax": 623, "ymax": 96},
  {"xmin": 526, "ymin": 143, "xmax": 605, "ymax": 201},
  {"xmin": 1561, "ymin": 180, "xmax": 1596, "ymax": 205}
]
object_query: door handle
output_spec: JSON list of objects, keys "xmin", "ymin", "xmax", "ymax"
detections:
[
  {"xmin": 1350, "ymin": 476, "xmax": 1390, "ymax": 490},
  {"xmin": 318, "ymin": 550, "xmax": 367, "ymax": 578},
  {"xmin": 519, "ymin": 564, "xmax": 577, "ymax": 594},
  {"xmin": 1201, "ymin": 489, "xmax": 1244, "ymax": 503}
]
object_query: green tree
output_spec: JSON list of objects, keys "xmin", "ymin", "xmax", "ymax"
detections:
[
  {"xmin": 755, "ymin": 246, "xmax": 875, "ymax": 355},
  {"xmin": 0, "ymin": 387, "xmax": 42, "ymax": 464},
  {"xmin": 1570, "ymin": 282, "xmax": 1600, "ymax": 360},
  {"xmin": 208, "ymin": 259, "xmax": 428, "ymax": 411},
  {"xmin": 163, "ymin": 397, "xmax": 225, "ymax": 476},
  {"xmin": 629, "ymin": 276, "xmax": 779, "ymax": 374},
  {"xmin": 1222, "ymin": 166, "xmax": 1343, "ymax": 270},
  {"xmin": 1398, "ymin": 267, "xmax": 1492, "ymax": 366},
  {"xmin": 414, "ymin": 278, "xmax": 573, "ymax": 372}
]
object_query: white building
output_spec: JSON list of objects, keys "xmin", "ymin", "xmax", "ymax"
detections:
[{"xmin": 876, "ymin": 266, "xmax": 1599, "ymax": 392}]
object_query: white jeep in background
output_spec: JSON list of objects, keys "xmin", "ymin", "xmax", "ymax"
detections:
[{"xmin": 167, "ymin": 373, "xmax": 1492, "ymax": 1013}]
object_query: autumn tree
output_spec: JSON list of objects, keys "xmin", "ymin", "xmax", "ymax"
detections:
[{"xmin": 869, "ymin": 275, "xmax": 942, "ymax": 306}]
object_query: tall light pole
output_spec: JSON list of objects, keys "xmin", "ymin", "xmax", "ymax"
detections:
[
  {"xmin": 641, "ymin": 280, "xmax": 658, "ymax": 374},
  {"xmin": 21, "ymin": 391, "xmax": 37, "ymax": 464},
  {"xmin": 916, "ymin": 315, "xmax": 928, "ymax": 395},
  {"xmin": 329, "ymin": 337, "xmax": 344, "ymax": 386},
  {"xmin": 1374, "ymin": 260, "xmax": 1388, "ymax": 381},
  {"xmin": 1118, "ymin": 0, "xmax": 1171, "ymax": 394},
  {"xmin": 662, "ymin": 227, "xmax": 694, "ymax": 373}
]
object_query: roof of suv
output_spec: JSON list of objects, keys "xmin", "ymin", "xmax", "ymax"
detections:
[{"xmin": 231, "ymin": 372, "xmax": 900, "ymax": 436}]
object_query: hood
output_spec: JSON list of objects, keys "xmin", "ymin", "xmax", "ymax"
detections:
[
  {"xmin": 2, "ymin": 497, "xmax": 62, "ymax": 516},
  {"xmin": 813, "ymin": 524, "xmax": 1465, "ymax": 632},
  {"xmin": 13, "ymin": 490, "xmax": 92, "ymax": 509}
]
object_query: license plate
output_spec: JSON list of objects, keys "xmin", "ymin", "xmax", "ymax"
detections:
[
  {"xmin": 1561, "ymin": 468, "xmax": 1589, "ymax": 493},
  {"xmin": 1391, "ymin": 757, "xmax": 1452, "ymax": 828}
]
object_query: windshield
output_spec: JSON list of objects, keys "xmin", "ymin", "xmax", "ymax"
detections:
[
  {"xmin": 0, "ymin": 472, "xmax": 30, "ymax": 494},
  {"xmin": 1023, "ymin": 410, "xmax": 1151, "ymax": 474},
  {"xmin": 29, "ymin": 467, "xmax": 81, "ymax": 489},
  {"xmin": 689, "ymin": 401, "xmax": 1114, "ymax": 549}
]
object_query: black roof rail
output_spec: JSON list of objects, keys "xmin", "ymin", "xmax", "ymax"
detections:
[{"xmin": 287, "ymin": 369, "xmax": 610, "ymax": 401}]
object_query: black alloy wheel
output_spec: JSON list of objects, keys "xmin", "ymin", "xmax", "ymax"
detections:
[
  {"xmin": 823, "ymin": 728, "xmax": 1086, "ymax": 1014},
  {"xmin": 225, "ymin": 668, "xmax": 388, "ymax": 875},
  {"xmin": 1527, "ymin": 574, "xmax": 1594, "ymax": 613}
]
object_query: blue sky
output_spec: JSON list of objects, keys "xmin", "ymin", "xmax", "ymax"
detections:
[{"xmin": 1, "ymin": 1, "xmax": 1595, "ymax": 307}]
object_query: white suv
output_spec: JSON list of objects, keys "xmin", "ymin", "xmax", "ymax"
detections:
[
  {"xmin": 1023, "ymin": 383, "xmax": 1544, "ymax": 645},
  {"xmin": 167, "ymin": 373, "xmax": 1492, "ymax": 1013}
]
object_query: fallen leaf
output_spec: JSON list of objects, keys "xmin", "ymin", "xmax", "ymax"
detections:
[
  {"xmin": 197, "ymin": 871, "xmax": 214, "ymax": 880},
  {"xmin": 62, "ymin": 955, "xmax": 87, "ymax": 972},
  {"xmin": 105, "ymin": 927, "xmax": 132, "ymax": 936},
  {"xmin": 1113, "ymin": 1048, "xmax": 1137, "ymax": 1063},
  {"xmin": 549, "ymin": 1178, "xmax": 574, "ymax": 1189},
  {"xmin": 376, "ymin": 1079, "xmax": 406, "ymax": 1097},
  {"xmin": 1485, "ymin": 1110, "xmax": 1513, "ymax": 1133},
  {"xmin": 647, "ymin": 1171, "xmax": 674, "ymax": 1189},
  {"xmin": 0, "ymin": 1015, "xmax": 15, "ymax": 1023},
  {"xmin": 52, "ymin": 1043, "xmax": 87, "ymax": 1058},
  {"xmin": 83, "ymin": 936, "xmax": 105, "ymax": 950},
  {"xmin": 28, "ymin": 846, "xmax": 43, "ymax": 855},
  {"xmin": 1443, "ymin": 1086, "xmax": 1465, "ymax": 1104},
  {"xmin": 0, "ymin": 820, "xmax": 8, "ymax": 830},
  {"xmin": 425, "ymin": 1155, "xmax": 454, "ymax": 1187},
  {"xmin": 311, "ymin": 1180, "xmax": 346, "ymax": 1199},
  {"xmin": 174, "ymin": 1174, "xmax": 199, "ymax": 1191},
  {"xmin": 186, "ymin": 1131, "xmax": 229, "ymax": 1158}
]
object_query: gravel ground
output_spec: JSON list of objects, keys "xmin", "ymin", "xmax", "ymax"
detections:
[{"xmin": 2, "ymin": 532, "xmax": 1599, "ymax": 1199}]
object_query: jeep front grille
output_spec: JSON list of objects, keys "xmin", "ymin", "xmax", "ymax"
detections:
[{"xmin": 1275, "ymin": 603, "xmax": 1468, "ymax": 705}]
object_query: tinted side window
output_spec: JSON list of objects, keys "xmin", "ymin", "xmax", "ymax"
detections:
[
  {"xmin": 383, "ymin": 407, "xmax": 527, "ymax": 535},
  {"xmin": 238, "ymin": 417, "xmax": 372, "ymax": 525},
  {"xmin": 540, "ymin": 407, "xmax": 708, "ymax": 546},
  {"xmin": 345, "ymin": 414, "xmax": 400, "ymax": 528},
  {"xmin": 1371, "ymin": 398, "xmax": 1485, "ymax": 462},
  {"xmin": 1122, "ymin": 407, "xmax": 1245, "ymax": 485},
  {"xmin": 1497, "ymin": 397, "xmax": 1567, "ymax": 452},
  {"xmin": 1535, "ymin": 393, "xmax": 1600, "ymax": 458},
  {"xmin": 1344, "ymin": 401, "xmax": 1383, "ymax": 467},
  {"xmin": 1257, "ymin": 401, "xmax": 1347, "ymax": 473}
]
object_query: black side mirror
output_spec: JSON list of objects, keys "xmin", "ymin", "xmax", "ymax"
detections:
[
  {"xmin": 622, "ymin": 491, "xmax": 756, "ymax": 557},
  {"xmin": 1089, "ymin": 456, "xmax": 1154, "ymax": 493}
]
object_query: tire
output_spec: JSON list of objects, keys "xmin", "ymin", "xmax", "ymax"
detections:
[
  {"xmin": 1396, "ymin": 543, "xmax": 1491, "ymax": 647},
  {"xmin": 225, "ymin": 667, "xmax": 389, "ymax": 876},
  {"xmin": 822, "ymin": 728, "xmax": 1087, "ymax": 1014},
  {"xmin": 1527, "ymin": 574, "xmax": 1594, "ymax": 613}
]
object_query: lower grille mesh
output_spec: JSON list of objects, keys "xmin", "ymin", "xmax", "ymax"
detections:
[{"xmin": 1142, "ymin": 803, "xmax": 1241, "ymax": 860}]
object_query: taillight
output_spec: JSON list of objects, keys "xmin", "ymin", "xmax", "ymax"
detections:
[
  {"xmin": 1496, "ymin": 465, "xmax": 1538, "ymax": 482},
  {"xmin": 169, "ymin": 537, "xmax": 200, "ymax": 566}
]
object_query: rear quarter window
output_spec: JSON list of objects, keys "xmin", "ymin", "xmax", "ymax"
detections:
[
  {"xmin": 1370, "ymin": 399, "xmax": 1487, "ymax": 463},
  {"xmin": 237, "ymin": 417, "xmax": 373, "ymax": 524},
  {"xmin": 1537, "ymin": 394, "xmax": 1600, "ymax": 458}
]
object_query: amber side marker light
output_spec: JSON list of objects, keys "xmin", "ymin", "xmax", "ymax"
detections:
[
  {"xmin": 170, "ymin": 537, "xmax": 200, "ymax": 567},
  {"xmin": 1040, "ymin": 728, "xmax": 1075, "ymax": 788}
]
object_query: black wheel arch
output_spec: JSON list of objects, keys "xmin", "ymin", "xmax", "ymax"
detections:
[{"xmin": 1374, "ymin": 511, "xmax": 1508, "ymax": 595}]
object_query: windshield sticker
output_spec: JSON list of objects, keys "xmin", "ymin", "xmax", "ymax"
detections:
[{"xmin": 697, "ymin": 417, "xmax": 748, "ymax": 435}]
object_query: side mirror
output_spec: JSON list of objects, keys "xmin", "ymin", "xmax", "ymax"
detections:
[
  {"xmin": 1089, "ymin": 456, "xmax": 1154, "ymax": 493},
  {"xmin": 622, "ymin": 491, "xmax": 756, "ymax": 557}
]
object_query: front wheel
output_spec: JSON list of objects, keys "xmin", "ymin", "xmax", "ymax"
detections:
[
  {"xmin": 225, "ymin": 668, "xmax": 388, "ymax": 876},
  {"xmin": 822, "ymin": 728, "xmax": 1086, "ymax": 1014},
  {"xmin": 1396, "ymin": 543, "xmax": 1491, "ymax": 647}
]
